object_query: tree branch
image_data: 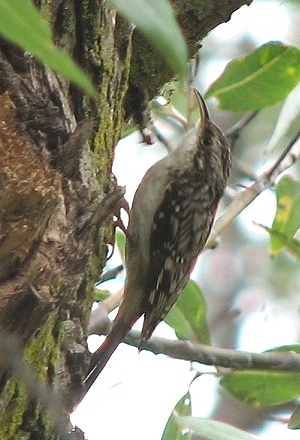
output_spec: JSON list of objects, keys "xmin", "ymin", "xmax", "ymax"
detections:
[
  {"xmin": 138, "ymin": 334, "xmax": 300, "ymax": 373},
  {"xmin": 89, "ymin": 312, "xmax": 300, "ymax": 372}
]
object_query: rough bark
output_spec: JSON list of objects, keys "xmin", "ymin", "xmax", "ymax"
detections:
[{"xmin": 0, "ymin": 1, "xmax": 251, "ymax": 439}]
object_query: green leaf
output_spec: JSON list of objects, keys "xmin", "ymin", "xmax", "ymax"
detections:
[
  {"xmin": 266, "ymin": 344, "xmax": 300, "ymax": 354},
  {"xmin": 289, "ymin": 406, "xmax": 300, "ymax": 429},
  {"xmin": 109, "ymin": 0, "xmax": 188, "ymax": 79},
  {"xmin": 165, "ymin": 280, "xmax": 211, "ymax": 345},
  {"xmin": 0, "ymin": 0, "xmax": 96, "ymax": 98},
  {"xmin": 115, "ymin": 230, "xmax": 126, "ymax": 261},
  {"xmin": 266, "ymin": 83, "xmax": 300, "ymax": 153},
  {"xmin": 221, "ymin": 369, "xmax": 300, "ymax": 407},
  {"xmin": 221, "ymin": 345, "xmax": 300, "ymax": 408},
  {"xmin": 257, "ymin": 224, "xmax": 300, "ymax": 259},
  {"xmin": 93, "ymin": 289, "xmax": 110, "ymax": 302},
  {"xmin": 162, "ymin": 392, "xmax": 192, "ymax": 440},
  {"xmin": 270, "ymin": 176, "xmax": 300, "ymax": 255},
  {"xmin": 206, "ymin": 42, "xmax": 300, "ymax": 111},
  {"xmin": 176, "ymin": 417, "xmax": 257, "ymax": 440}
]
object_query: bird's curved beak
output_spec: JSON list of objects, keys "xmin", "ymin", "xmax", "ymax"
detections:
[{"xmin": 193, "ymin": 88, "xmax": 210, "ymax": 135}]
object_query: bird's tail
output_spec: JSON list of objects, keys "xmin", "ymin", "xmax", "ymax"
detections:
[
  {"xmin": 72, "ymin": 313, "xmax": 138, "ymax": 410},
  {"xmin": 72, "ymin": 324, "xmax": 126, "ymax": 410},
  {"xmin": 85, "ymin": 318, "xmax": 131, "ymax": 391}
]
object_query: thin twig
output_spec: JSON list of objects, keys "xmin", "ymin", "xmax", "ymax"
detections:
[
  {"xmin": 225, "ymin": 111, "xmax": 258, "ymax": 146},
  {"xmin": 206, "ymin": 131, "xmax": 300, "ymax": 248},
  {"xmin": 97, "ymin": 264, "xmax": 124, "ymax": 284},
  {"xmin": 88, "ymin": 288, "xmax": 124, "ymax": 336}
]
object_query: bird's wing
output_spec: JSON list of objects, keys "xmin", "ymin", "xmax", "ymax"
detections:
[{"xmin": 140, "ymin": 176, "xmax": 213, "ymax": 346}]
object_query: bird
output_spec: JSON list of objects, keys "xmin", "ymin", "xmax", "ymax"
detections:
[{"xmin": 83, "ymin": 88, "xmax": 231, "ymax": 398}]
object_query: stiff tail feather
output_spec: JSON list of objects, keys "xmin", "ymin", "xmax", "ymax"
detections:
[
  {"xmin": 85, "ymin": 316, "xmax": 133, "ymax": 389},
  {"xmin": 73, "ymin": 314, "xmax": 138, "ymax": 410},
  {"xmin": 72, "ymin": 334, "xmax": 119, "ymax": 410},
  {"xmin": 84, "ymin": 337, "xmax": 120, "ymax": 391}
]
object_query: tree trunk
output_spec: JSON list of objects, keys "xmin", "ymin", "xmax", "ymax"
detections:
[{"xmin": 0, "ymin": 1, "xmax": 251, "ymax": 439}]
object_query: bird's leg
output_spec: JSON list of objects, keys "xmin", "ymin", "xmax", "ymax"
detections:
[
  {"xmin": 107, "ymin": 196, "xmax": 130, "ymax": 260},
  {"xmin": 114, "ymin": 196, "xmax": 130, "ymax": 234}
]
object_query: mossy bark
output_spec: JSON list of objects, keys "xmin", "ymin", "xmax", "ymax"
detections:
[
  {"xmin": 0, "ymin": 0, "xmax": 251, "ymax": 438},
  {"xmin": 0, "ymin": 1, "xmax": 132, "ymax": 438}
]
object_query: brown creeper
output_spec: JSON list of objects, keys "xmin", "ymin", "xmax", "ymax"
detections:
[{"xmin": 84, "ymin": 89, "xmax": 231, "ymax": 395}]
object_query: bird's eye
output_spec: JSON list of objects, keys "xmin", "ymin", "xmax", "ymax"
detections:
[{"xmin": 203, "ymin": 136, "xmax": 213, "ymax": 146}]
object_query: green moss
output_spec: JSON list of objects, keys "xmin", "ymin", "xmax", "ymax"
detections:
[
  {"xmin": 84, "ymin": 277, "xmax": 98, "ymax": 330},
  {"xmin": 88, "ymin": 10, "xmax": 133, "ymax": 183},
  {"xmin": 0, "ymin": 381, "xmax": 28, "ymax": 439},
  {"xmin": 0, "ymin": 312, "xmax": 61, "ymax": 439},
  {"xmin": 24, "ymin": 312, "xmax": 60, "ymax": 376},
  {"xmin": 38, "ymin": 0, "xmax": 54, "ymax": 28},
  {"xmin": 39, "ymin": 404, "xmax": 57, "ymax": 440}
]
